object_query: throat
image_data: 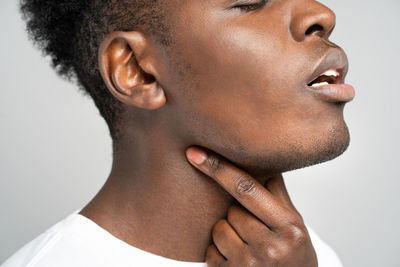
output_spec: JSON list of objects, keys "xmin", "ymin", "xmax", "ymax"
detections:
[{"xmin": 79, "ymin": 158, "xmax": 235, "ymax": 262}]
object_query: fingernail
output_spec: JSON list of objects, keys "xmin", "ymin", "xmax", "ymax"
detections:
[{"xmin": 186, "ymin": 147, "xmax": 207, "ymax": 165}]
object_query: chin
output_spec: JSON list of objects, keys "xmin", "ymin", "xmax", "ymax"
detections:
[
  {"xmin": 234, "ymin": 121, "xmax": 351, "ymax": 177},
  {"xmin": 281, "ymin": 123, "xmax": 351, "ymax": 173}
]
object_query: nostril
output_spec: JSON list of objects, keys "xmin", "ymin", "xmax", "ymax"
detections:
[{"xmin": 305, "ymin": 24, "xmax": 324, "ymax": 36}]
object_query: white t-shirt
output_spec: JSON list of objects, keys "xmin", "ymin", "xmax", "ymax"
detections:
[{"xmin": 1, "ymin": 209, "xmax": 343, "ymax": 267}]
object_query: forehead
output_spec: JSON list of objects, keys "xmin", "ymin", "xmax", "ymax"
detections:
[{"xmin": 165, "ymin": 0, "xmax": 233, "ymax": 28}]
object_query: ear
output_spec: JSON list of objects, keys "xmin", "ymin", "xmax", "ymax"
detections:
[{"xmin": 98, "ymin": 31, "xmax": 166, "ymax": 110}]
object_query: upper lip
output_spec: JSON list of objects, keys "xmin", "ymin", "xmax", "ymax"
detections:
[{"xmin": 306, "ymin": 47, "xmax": 349, "ymax": 86}]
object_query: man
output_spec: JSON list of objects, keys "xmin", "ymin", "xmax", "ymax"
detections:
[{"xmin": 2, "ymin": 0, "xmax": 354, "ymax": 266}]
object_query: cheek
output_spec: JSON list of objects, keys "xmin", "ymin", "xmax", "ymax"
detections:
[
  {"xmin": 170, "ymin": 28, "xmax": 301, "ymax": 145},
  {"xmin": 164, "ymin": 8, "xmax": 348, "ymax": 166}
]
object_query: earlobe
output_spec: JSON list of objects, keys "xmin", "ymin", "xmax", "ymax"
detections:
[{"xmin": 98, "ymin": 31, "xmax": 166, "ymax": 110}]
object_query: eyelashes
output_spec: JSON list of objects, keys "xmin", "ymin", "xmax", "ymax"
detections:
[{"xmin": 233, "ymin": 0, "xmax": 268, "ymax": 12}]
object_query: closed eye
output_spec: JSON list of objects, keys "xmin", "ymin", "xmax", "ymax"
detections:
[{"xmin": 233, "ymin": 0, "xmax": 268, "ymax": 12}]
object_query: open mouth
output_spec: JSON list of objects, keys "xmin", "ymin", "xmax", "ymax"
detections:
[
  {"xmin": 307, "ymin": 69, "xmax": 342, "ymax": 87},
  {"xmin": 304, "ymin": 48, "xmax": 355, "ymax": 103}
]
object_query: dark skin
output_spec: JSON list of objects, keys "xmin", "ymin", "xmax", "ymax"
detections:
[
  {"xmin": 80, "ymin": 0, "xmax": 353, "ymax": 264},
  {"xmin": 186, "ymin": 147, "xmax": 317, "ymax": 266}
]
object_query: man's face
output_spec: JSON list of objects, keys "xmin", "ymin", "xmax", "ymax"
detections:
[{"xmin": 157, "ymin": 0, "xmax": 354, "ymax": 176}]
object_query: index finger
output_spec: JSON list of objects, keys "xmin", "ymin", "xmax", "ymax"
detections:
[{"xmin": 185, "ymin": 146, "xmax": 293, "ymax": 228}]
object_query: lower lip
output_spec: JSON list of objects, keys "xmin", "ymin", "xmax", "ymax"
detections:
[{"xmin": 306, "ymin": 83, "xmax": 355, "ymax": 103}]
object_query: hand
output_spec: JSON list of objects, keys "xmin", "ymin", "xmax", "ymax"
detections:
[{"xmin": 185, "ymin": 146, "xmax": 318, "ymax": 267}]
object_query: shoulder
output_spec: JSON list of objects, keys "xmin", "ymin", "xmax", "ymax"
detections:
[
  {"xmin": 1, "ymin": 210, "xmax": 107, "ymax": 267},
  {"xmin": 305, "ymin": 223, "xmax": 344, "ymax": 267}
]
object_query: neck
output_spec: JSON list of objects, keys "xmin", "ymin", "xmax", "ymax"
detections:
[{"xmin": 80, "ymin": 129, "xmax": 268, "ymax": 262}]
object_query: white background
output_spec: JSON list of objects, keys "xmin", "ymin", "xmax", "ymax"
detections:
[{"xmin": 1, "ymin": 0, "xmax": 399, "ymax": 266}]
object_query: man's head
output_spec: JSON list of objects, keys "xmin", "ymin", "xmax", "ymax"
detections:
[{"xmin": 21, "ymin": 0, "xmax": 353, "ymax": 175}]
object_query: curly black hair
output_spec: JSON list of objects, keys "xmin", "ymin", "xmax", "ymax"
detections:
[{"xmin": 20, "ymin": 0, "xmax": 173, "ymax": 142}]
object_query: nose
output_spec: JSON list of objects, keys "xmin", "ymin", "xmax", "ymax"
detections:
[{"xmin": 289, "ymin": 0, "xmax": 336, "ymax": 42}]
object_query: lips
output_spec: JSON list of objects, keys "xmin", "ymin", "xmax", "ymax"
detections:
[{"xmin": 305, "ymin": 48, "xmax": 355, "ymax": 103}]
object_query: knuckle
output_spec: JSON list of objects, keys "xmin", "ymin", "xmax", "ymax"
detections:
[
  {"xmin": 234, "ymin": 175, "xmax": 257, "ymax": 199},
  {"xmin": 242, "ymin": 253, "xmax": 258, "ymax": 267},
  {"xmin": 265, "ymin": 243, "xmax": 291, "ymax": 264},
  {"xmin": 245, "ymin": 260, "xmax": 258, "ymax": 267},
  {"xmin": 291, "ymin": 227, "xmax": 308, "ymax": 245},
  {"xmin": 206, "ymin": 154, "xmax": 224, "ymax": 175},
  {"xmin": 265, "ymin": 246, "xmax": 281, "ymax": 265},
  {"xmin": 285, "ymin": 223, "xmax": 308, "ymax": 246}
]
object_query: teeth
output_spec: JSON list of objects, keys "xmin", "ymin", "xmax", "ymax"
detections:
[
  {"xmin": 321, "ymin": 69, "xmax": 339, "ymax": 77},
  {"xmin": 310, "ymin": 81, "xmax": 329, "ymax": 87},
  {"xmin": 308, "ymin": 69, "xmax": 340, "ymax": 87}
]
